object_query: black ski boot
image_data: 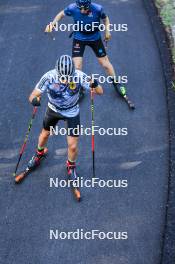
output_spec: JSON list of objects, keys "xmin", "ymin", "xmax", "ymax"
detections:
[{"xmin": 28, "ymin": 148, "xmax": 48, "ymax": 170}]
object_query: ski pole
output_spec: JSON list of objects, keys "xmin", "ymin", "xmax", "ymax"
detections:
[
  {"xmin": 104, "ymin": 40, "xmax": 108, "ymax": 50},
  {"xmin": 50, "ymin": 32, "xmax": 56, "ymax": 41},
  {"xmin": 44, "ymin": 31, "xmax": 55, "ymax": 41},
  {"xmin": 90, "ymin": 88, "xmax": 95, "ymax": 178},
  {"xmin": 44, "ymin": 23, "xmax": 56, "ymax": 40},
  {"xmin": 69, "ymin": 31, "xmax": 74, "ymax": 38},
  {"xmin": 13, "ymin": 107, "xmax": 38, "ymax": 176}
]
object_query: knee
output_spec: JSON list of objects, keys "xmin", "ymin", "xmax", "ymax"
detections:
[
  {"xmin": 41, "ymin": 129, "xmax": 50, "ymax": 139},
  {"xmin": 73, "ymin": 59, "xmax": 82, "ymax": 71},
  {"xmin": 75, "ymin": 64, "xmax": 82, "ymax": 71}
]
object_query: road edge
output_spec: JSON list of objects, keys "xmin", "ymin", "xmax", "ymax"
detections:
[
  {"xmin": 155, "ymin": 0, "xmax": 175, "ymax": 74},
  {"xmin": 142, "ymin": 0, "xmax": 175, "ymax": 263}
]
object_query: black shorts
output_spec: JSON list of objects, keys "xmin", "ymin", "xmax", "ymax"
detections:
[
  {"xmin": 72, "ymin": 38, "xmax": 107, "ymax": 58},
  {"xmin": 43, "ymin": 107, "xmax": 80, "ymax": 137}
]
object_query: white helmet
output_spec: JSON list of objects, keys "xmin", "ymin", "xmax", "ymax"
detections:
[{"xmin": 55, "ymin": 55, "xmax": 75, "ymax": 78}]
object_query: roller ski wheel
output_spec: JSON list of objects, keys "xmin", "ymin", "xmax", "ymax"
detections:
[{"xmin": 118, "ymin": 86, "xmax": 135, "ymax": 110}]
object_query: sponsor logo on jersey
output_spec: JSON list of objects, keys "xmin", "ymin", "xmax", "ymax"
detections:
[
  {"xmin": 74, "ymin": 43, "xmax": 80, "ymax": 49},
  {"xmin": 88, "ymin": 12, "xmax": 93, "ymax": 17},
  {"xmin": 69, "ymin": 82, "xmax": 76, "ymax": 90}
]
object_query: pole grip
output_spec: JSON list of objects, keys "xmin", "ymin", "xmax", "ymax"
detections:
[{"xmin": 32, "ymin": 107, "xmax": 37, "ymax": 118}]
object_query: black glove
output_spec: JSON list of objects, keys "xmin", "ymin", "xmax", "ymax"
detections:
[
  {"xmin": 91, "ymin": 79, "xmax": 99, "ymax": 88},
  {"xmin": 31, "ymin": 97, "xmax": 41, "ymax": 107}
]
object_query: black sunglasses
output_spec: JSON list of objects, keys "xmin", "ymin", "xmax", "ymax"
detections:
[{"xmin": 78, "ymin": 5, "xmax": 90, "ymax": 10}]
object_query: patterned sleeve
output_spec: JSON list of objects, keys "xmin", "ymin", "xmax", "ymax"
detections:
[{"xmin": 35, "ymin": 72, "xmax": 50, "ymax": 93}]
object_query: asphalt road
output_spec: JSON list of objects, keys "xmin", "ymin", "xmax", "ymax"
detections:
[{"xmin": 0, "ymin": 0, "xmax": 169, "ymax": 263}]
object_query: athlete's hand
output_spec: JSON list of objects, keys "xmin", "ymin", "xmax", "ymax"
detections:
[
  {"xmin": 31, "ymin": 97, "xmax": 41, "ymax": 107},
  {"xmin": 104, "ymin": 32, "xmax": 111, "ymax": 41},
  {"xmin": 45, "ymin": 22, "xmax": 54, "ymax": 33},
  {"xmin": 90, "ymin": 79, "xmax": 99, "ymax": 89}
]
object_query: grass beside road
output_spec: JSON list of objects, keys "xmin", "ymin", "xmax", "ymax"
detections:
[
  {"xmin": 155, "ymin": 0, "xmax": 175, "ymax": 27},
  {"xmin": 155, "ymin": 0, "xmax": 175, "ymax": 64}
]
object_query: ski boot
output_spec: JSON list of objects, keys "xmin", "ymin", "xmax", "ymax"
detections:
[
  {"xmin": 66, "ymin": 160, "xmax": 81, "ymax": 202},
  {"xmin": 15, "ymin": 148, "xmax": 48, "ymax": 184},
  {"xmin": 28, "ymin": 148, "xmax": 48, "ymax": 170}
]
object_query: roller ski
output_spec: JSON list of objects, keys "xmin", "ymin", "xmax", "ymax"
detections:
[
  {"xmin": 118, "ymin": 86, "xmax": 135, "ymax": 110},
  {"xmin": 14, "ymin": 148, "xmax": 48, "ymax": 184},
  {"xmin": 112, "ymin": 79, "xmax": 135, "ymax": 110},
  {"xmin": 66, "ymin": 160, "xmax": 81, "ymax": 202}
]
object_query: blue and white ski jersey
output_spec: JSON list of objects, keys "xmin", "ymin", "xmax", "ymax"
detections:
[{"xmin": 35, "ymin": 69, "xmax": 90, "ymax": 117}]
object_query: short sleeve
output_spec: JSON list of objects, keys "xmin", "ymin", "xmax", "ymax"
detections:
[
  {"xmin": 100, "ymin": 7, "xmax": 107, "ymax": 19},
  {"xmin": 35, "ymin": 73, "xmax": 50, "ymax": 93},
  {"xmin": 64, "ymin": 5, "xmax": 73, "ymax": 16}
]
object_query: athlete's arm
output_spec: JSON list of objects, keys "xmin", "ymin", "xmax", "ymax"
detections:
[
  {"xmin": 29, "ymin": 72, "xmax": 49, "ymax": 105},
  {"xmin": 103, "ymin": 16, "xmax": 111, "ymax": 41},
  {"xmin": 53, "ymin": 10, "xmax": 65, "ymax": 25},
  {"xmin": 93, "ymin": 85, "xmax": 103, "ymax": 95},
  {"xmin": 29, "ymin": 88, "xmax": 42, "ymax": 106},
  {"xmin": 79, "ymin": 71, "xmax": 103, "ymax": 95},
  {"xmin": 45, "ymin": 10, "xmax": 65, "ymax": 33},
  {"xmin": 90, "ymin": 81, "xmax": 103, "ymax": 95}
]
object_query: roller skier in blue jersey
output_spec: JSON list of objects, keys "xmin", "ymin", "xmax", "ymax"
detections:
[{"xmin": 45, "ymin": 0, "xmax": 135, "ymax": 109}]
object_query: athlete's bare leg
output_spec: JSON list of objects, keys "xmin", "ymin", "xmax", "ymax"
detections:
[{"xmin": 73, "ymin": 57, "xmax": 83, "ymax": 71}]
